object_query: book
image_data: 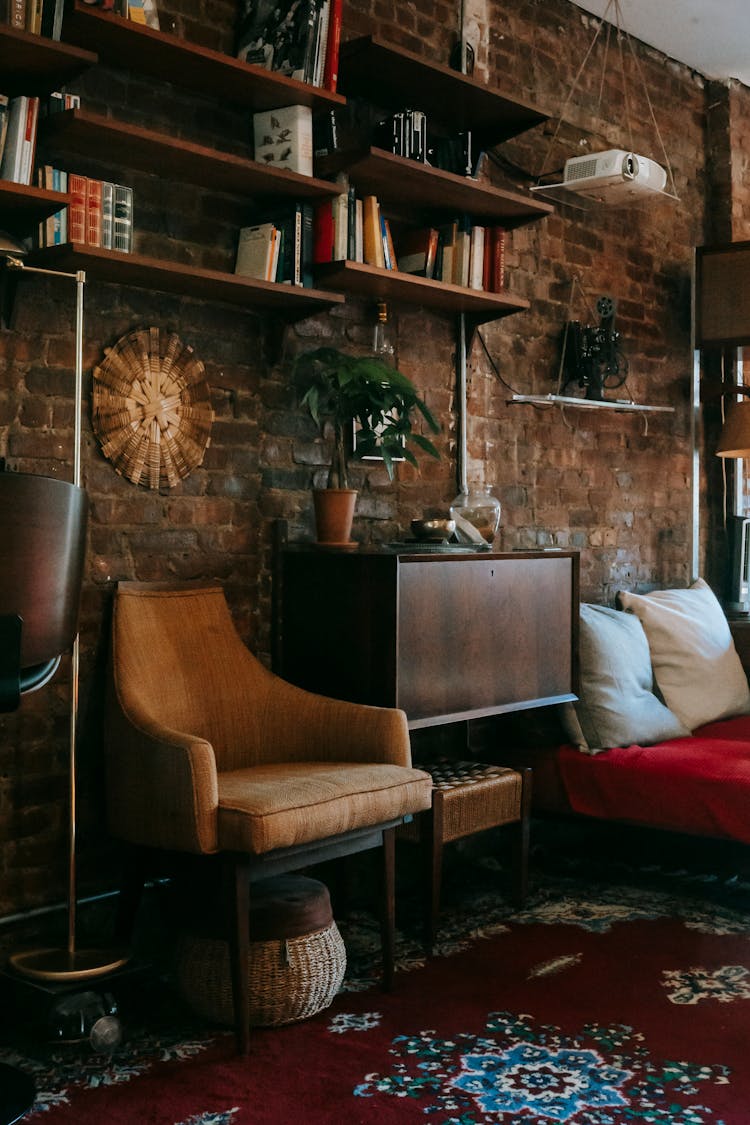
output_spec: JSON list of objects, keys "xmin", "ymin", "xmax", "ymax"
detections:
[
  {"xmin": 322, "ymin": 0, "xmax": 341, "ymax": 91},
  {"xmin": 0, "ymin": 96, "xmax": 8, "ymax": 171},
  {"xmin": 25, "ymin": 0, "xmax": 42, "ymax": 34},
  {"xmin": 101, "ymin": 181, "xmax": 114, "ymax": 249},
  {"xmin": 300, "ymin": 201, "xmax": 314, "ymax": 286},
  {"xmin": 86, "ymin": 177, "xmax": 103, "ymax": 246},
  {"xmin": 235, "ymin": 222, "xmax": 278, "ymax": 280},
  {"xmin": 468, "ymin": 224, "xmax": 485, "ymax": 290},
  {"xmin": 453, "ymin": 216, "xmax": 471, "ymax": 287},
  {"xmin": 397, "ymin": 226, "xmax": 438, "ymax": 278},
  {"xmin": 113, "ymin": 183, "xmax": 134, "ymax": 252},
  {"xmin": 7, "ymin": 0, "xmax": 25, "ymax": 29},
  {"xmin": 258, "ymin": 201, "xmax": 304, "ymax": 285},
  {"xmin": 332, "ymin": 172, "xmax": 348, "ymax": 261},
  {"xmin": 253, "ymin": 104, "xmax": 313, "ymax": 177},
  {"xmin": 0, "ymin": 97, "xmax": 28, "ymax": 185},
  {"xmin": 312, "ymin": 198, "xmax": 334, "ymax": 263},
  {"xmin": 311, "ymin": 0, "xmax": 329, "ymax": 86},
  {"xmin": 40, "ymin": 0, "xmax": 65, "ymax": 39},
  {"xmin": 236, "ymin": 0, "xmax": 318, "ymax": 79},
  {"xmin": 127, "ymin": 0, "xmax": 159, "ymax": 28},
  {"xmin": 381, "ymin": 215, "xmax": 396, "ymax": 270},
  {"xmin": 19, "ymin": 97, "xmax": 39, "ymax": 187},
  {"xmin": 487, "ymin": 226, "xmax": 506, "ymax": 292},
  {"xmin": 362, "ymin": 195, "xmax": 384, "ymax": 269},
  {"xmin": 67, "ymin": 173, "xmax": 88, "ymax": 243}
]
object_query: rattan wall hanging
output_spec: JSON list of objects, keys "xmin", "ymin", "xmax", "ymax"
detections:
[{"xmin": 92, "ymin": 327, "xmax": 214, "ymax": 490}]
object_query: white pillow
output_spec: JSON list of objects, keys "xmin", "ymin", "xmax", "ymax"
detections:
[
  {"xmin": 561, "ymin": 604, "xmax": 689, "ymax": 754},
  {"xmin": 616, "ymin": 578, "xmax": 750, "ymax": 731}
]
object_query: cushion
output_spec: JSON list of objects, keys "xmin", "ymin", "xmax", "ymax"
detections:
[
  {"xmin": 562, "ymin": 603, "xmax": 690, "ymax": 754},
  {"xmin": 617, "ymin": 578, "xmax": 750, "ymax": 731}
]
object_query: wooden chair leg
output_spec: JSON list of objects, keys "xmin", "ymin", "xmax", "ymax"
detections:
[
  {"xmin": 225, "ymin": 853, "xmax": 251, "ymax": 1056},
  {"xmin": 421, "ymin": 803, "xmax": 443, "ymax": 955},
  {"xmin": 115, "ymin": 844, "xmax": 149, "ymax": 945},
  {"xmin": 380, "ymin": 826, "xmax": 396, "ymax": 991},
  {"xmin": 510, "ymin": 768, "xmax": 532, "ymax": 907}
]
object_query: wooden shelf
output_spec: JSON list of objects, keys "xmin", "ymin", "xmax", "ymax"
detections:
[
  {"xmin": 314, "ymin": 260, "xmax": 530, "ymax": 323},
  {"xmin": 317, "ymin": 147, "xmax": 554, "ymax": 228},
  {"xmin": 0, "ymin": 25, "xmax": 96, "ymax": 95},
  {"xmin": 63, "ymin": 5, "xmax": 346, "ymax": 113},
  {"xmin": 509, "ymin": 393, "xmax": 675, "ymax": 414},
  {"xmin": 339, "ymin": 36, "xmax": 548, "ymax": 149},
  {"xmin": 0, "ymin": 181, "xmax": 70, "ymax": 230},
  {"xmin": 26, "ymin": 243, "xmax": 345, "ymax": 313},
  {"xmin": 40, "ymin": 109, "xmax": 341, "ymax": 203}
]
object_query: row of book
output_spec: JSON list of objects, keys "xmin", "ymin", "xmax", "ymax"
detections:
[
  {"xmin": 34, "ymin": 171, "xmax": 134, "ymax": 252},
  {"xmin": 235, "ymin": 201, "xmax": 314, "ymax": 287},
  {"xmin": 312, "ymin": 181, "xmax": 507, "ymax": 291},
  {"xmin": 235, "ymin": 0, "xmax": 342, "ymax": 92},
  {"xmin": 0, "ymin": 95, "xmax": 39, "ymax": 185},
  {"xmin": 0, "ymin": 0, "xmax": 158, "ymax": 32}
]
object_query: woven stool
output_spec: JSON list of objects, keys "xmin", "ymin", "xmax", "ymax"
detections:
[
  {"xmin": 400, "ymin": 760, "xmax": 532, "ymax": 952},
  {"xmin": 176, "ymin": 874, "xmax": 346, "ymax": 1028}
]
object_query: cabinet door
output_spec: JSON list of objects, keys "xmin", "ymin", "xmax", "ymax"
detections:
[{"xmin": 396, "ymin": 555, "xmax": 576, "ymax": 725}]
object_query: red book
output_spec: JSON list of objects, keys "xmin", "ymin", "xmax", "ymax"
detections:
[
  {"xmin": 312, "ymin": 199, "xmax": 334, "ymax": 263},
  {"xmin": 489, "ymin": 226, "xmax": 506, "ymax": 292},
  {"xmin": 323, "ymin": 0, "xmax": 342, "ymax": 92},
  {"xmin": 68, "ymin": 173, "xmax": 88, "ymax": 244},
  {"xmin": 86, "ymin": 177, "xmax": 102, "ymax": 247}
]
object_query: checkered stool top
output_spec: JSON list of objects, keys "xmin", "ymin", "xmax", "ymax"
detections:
[{"xmin": 402, "ymin": 759, "xmax": 524, "ymax": 844}]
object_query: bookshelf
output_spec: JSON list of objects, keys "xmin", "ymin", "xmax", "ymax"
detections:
[
  {"xmin": 40, "ymin": 110, "xmax": 341, "ymax": 204},
  {"xmin": 63, "ymin": 5, "xmax": 345, "ymax": 114},
  {"xmin": 26, "ymin": 243, "xmax": 345, "ymax": 313},
  {"xmin": 0, "ymin": 181, "xmax": 70, "ymax": 231},
  {"xmin": 0, "ymin": 25, "xmax": 96, "ymax": 96}
]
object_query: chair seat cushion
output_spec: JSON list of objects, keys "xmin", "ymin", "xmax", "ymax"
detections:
[{"xmin": 217, "ymin": 761, "xmax": 433, "ymax": 854}]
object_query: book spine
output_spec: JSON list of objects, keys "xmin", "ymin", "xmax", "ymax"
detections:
[
  {"xmin": 332, "ymin": 172, "xmax": 349, "ymax": 261},
  {"xmin": 301, "ymin": 202, "xmax": 314, "ymax": 287},
  {"xmin": 322, "ymin": 0, "xmax": 342, "ymax": 91},
  {"xmin": 86, "ymin": 176, "xmax": 102, "ymax": 246},
  {"xmin": 67, "ymin": 172, "xmax": 87, "ymax": 244},
  {"xmin": 489, "ymin": 226, "xmax": 506, "ymax": 292},
  {"xmin": 362, "ymin": 195, "xmax": 384, "ymax": 269},
  {"xmin": 382, "ymin": 217, "xmax": 396, "ymax": 272},
  {"xmin": 9, "ymin": 0, "xmax": 26, "ymax": 29},
  {"xmin": 101, "ymin": 180, "xmax": 114, "ymax": 249},
  {"xmin": 312, "ymin": 0, "xmax": 329, "ymax": 87},
  {"xmin": 0, "ymin": 96, "xmax": 8, "ymax": 172},
  {"xmin": 0, "ymin": 97, "xmax": 27, "ymax": 184},
  {"xmin": 113, "ymin": 184, "xmax": 134, "ymax": 252},
  {"xmin": 468, "ymin": 224, "xmax": 485, "ymax": 290},
  {"xmin": 20, "ymin": 96, "xmax": 39, "ymax": 186},
  {"xmin": 312, "ymin": 199, "xmax": 334, "ymax": 264},
  {"xmin": 58, "ymin": 170, "xmax": 67, "ymax": 242}
]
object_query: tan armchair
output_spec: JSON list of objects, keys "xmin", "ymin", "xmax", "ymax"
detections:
[{"xmin": 106, "ymin": 581, "xmax": 432, "ymax": 1053}]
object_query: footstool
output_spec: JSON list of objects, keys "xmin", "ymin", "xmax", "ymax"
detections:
[{"xmin": 400, "ymin": 760, "xmax": 532, "ymax": 951}]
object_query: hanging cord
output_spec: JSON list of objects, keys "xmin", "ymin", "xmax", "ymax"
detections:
[
  {"xmin": 596, "ymin": 20, "xmax": 612, "ymax": 116},
  {"xmin": 612, "ymin": 1, "xmax": 635, "ymax": 154},
  {"xmin": 619, "ymin": 6, "xmax": 679, "ymax": 197},
  {"xmin": 476, "ymin": 328, "xmax": 527, "ymax": 396}
]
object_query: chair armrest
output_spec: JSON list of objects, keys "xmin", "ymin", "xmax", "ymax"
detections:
[
  {"xmin": 106, "ymin": 701, "xmax": 220, "ymax": 854},
  {"xmin": 260, "ymin": 671, "xmax": 412, "ymax": 767}
]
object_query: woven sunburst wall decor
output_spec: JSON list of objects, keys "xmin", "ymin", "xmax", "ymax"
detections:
[{"xmin": 92, "ymin": 327, "xmax": 214, "ymax": 490}]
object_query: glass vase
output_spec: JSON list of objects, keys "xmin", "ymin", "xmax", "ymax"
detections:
[{"xmin": 449, "ymin": 486, "xmax": 501, "ymax": 546}]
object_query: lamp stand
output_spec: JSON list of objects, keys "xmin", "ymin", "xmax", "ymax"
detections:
[{"xmin": 4, "ymin": 259, "xmax": 128, "ymax": 983}]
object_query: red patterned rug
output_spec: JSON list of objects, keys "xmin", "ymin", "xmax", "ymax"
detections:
[{"xmin": 3, "ymin": 824, "xmax": 750, "ymax": 1124}]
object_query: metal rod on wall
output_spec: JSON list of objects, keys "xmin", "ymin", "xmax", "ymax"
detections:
[{"xmin": 457, "ymin": 313, "xmax": 468, "ymax": 493}]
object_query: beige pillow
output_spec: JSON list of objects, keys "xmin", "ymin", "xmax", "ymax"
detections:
[{"xmin": 616, "ymin": 579, "xmax": 750, "ymax": 731}]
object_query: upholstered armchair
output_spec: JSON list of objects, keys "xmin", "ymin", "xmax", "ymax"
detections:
[{"xmin": 106, "ymin": 581, "xmax": 432, "ymax": 1053}]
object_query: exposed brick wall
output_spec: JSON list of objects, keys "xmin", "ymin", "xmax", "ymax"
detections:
[{"xmin": 0, "ymin": 0, "xmax": 740, "ymax": 917}]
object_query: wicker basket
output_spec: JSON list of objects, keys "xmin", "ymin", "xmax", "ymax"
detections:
[{"xmin": 176, "ymin": 876, "xmax": 346, "ymax": 1028}]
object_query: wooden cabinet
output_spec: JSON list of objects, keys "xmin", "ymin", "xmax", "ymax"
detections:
[{"xmin": 278, "ymin": 548, "xmax": 579, "ymax": 729}]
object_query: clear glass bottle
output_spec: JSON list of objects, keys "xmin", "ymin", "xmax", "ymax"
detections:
[
  {"xmin": 450, "ymin": 485, "xmax": 502, "ymax": 546},
  {"xmin": 372, "ymin": 300, "xmax": 394, "ymax": 361}
]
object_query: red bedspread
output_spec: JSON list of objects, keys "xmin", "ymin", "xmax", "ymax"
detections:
[{"xmin": 557, "ymin": 714, "xmax": 750, "ymax": 844}]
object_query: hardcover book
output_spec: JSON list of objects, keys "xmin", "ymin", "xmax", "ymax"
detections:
[
  {"xmin": 253, "ymin": 104, "xmax": 313, "ymax": 177},
  {"xmin": 113, "ymin": 184, "xmax": 134, "ymax": 253},
  {"xmin": 236, "ymin": 0, "xmax": 321, "ymax": 80},
  {"xmin": 235, "ymin": 222, "xmax": 278, "ymax": 280},
  {"xmin": 67, "ymin": 173, "xmax": 88, "ymax": 244},
  {"xmin": 0, "ymin": 98, "xmax": 29, "ymax": 185}
]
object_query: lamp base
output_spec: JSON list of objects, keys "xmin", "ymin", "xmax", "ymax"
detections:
[{"xmin": 8, "ymin": 947, "xmax": 130, "ymax": 983}]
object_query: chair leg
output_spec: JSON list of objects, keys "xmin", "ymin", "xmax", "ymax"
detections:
[
  {"xmin": 510, "ymin": 768, "xmax": 533, "ymax": 908},
  {"xmin": 421, "ymin": 804, "xmax": 443, "ymax": 956},
  {"xmin": 115, "ymin": 844, "xmax": 149, "ymax": 945},
  {"xmin": 380, "ymin": 826, "xmax": 396, "ymax": 991},
  {"xmin": 225, "ymin": 853, "xmax": 251, "ymax": 1056}
]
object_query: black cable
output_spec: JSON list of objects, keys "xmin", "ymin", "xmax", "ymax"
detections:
[{"xmin": 476, "ymin": 328, "xmax": 529, "ymax": 397}]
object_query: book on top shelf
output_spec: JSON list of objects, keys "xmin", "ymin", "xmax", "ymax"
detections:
[
  {"xmin": 362, "ymin": 195, "xmax": 384, "ymax": 269},
  {"xmin": 0, "ymin": 97, "xmax": 31, "ymax": 185},
  {"xmin": 0, "ymin": 97, "xmax": 8, "ymax": 171},
  {"xmin": 127, "ymin": 0, "xmax": 159, "ymax": 29},
  {"xmin": 321, "ymin": 0, "xmax": 341, "ymax": 91},
  {"xmin": 253, "ymin": 105, "xmax": 313, "ymax": 176},
  {"xmin": 4, "ymin": 0, "xmax": 26, "ymax": 30},
  {"xmin": 236, "ymin": 0, "xmax": 324, "ymax": 82}
]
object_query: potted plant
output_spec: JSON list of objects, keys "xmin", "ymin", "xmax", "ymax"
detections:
[{"xmin": 294, "ymin": 346, "xmax": 440, "ymax": 545}]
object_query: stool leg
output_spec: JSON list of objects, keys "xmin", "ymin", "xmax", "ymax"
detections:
[
  {"xmin": 225, "ymin": 853, "xmax": 251, "ymax": 1056},
  {"xmin": 510, "ymin": 768, "xmax": 532, "ymax": 907},
  {"xmin": 380, "ymin": 826, "xmax": 396, "ymax": 991},
  {"xmin": 424, "ymin": 798, "xmax": 444, "ymax": 955}
]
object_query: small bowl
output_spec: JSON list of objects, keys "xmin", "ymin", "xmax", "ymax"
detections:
[{"xmin": 411, "ymin": 518, "xmax": 456, "ymax": 542}]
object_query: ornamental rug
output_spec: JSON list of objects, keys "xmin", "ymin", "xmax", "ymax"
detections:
[{"xmin": 3, "ymin": 829, "xmax": 750, "ymax": 1125}]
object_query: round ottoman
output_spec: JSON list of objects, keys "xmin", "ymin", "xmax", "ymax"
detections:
[{"xmin": 176, "ymin": 874, "xmax": 346, "ymax": 1028}]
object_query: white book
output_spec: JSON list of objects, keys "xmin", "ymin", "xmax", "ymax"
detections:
[
  {"xmin": 0, "ymin": 97, "xmax": 28, "ymax": 184},
  {"xmin": 252, "ymin": 104, "xmax": 313, "ymax": 177},
  {"xmin": 235, "ymin": 222, "xmax": 278, "ymax": 280},
  {"xmin": 312, "ymin": 0, "xmax": 330, "ymax": 86},
  {"xmin": 332, "ymin": 172, "xmax": 348, "ymax": 261},
  {"xmin": 468, "ymin": 225, "xmax": 485, "ymax": 290},
  {"xmin": 354, "ymin": 198, "xmax": 364, "ymax": 263}
]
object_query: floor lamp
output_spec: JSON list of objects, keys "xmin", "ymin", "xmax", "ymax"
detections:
[{"xmin": 1, "ymin": 255, "xmax": 127, "ymax": 983}]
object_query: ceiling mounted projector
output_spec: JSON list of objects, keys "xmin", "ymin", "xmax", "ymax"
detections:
[{"xmin": 531, "ymin": 149, "xmax": 673, "ymax": 207}]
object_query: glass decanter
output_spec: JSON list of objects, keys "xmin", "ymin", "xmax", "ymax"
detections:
[{"xmin": 450, "ymin": 485, "xmax": 501, "ymax": 546}]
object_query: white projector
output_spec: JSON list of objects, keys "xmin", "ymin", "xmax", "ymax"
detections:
[{"xmin": 562, "ymin": 149, "xmax": 668, "ymax": 202}]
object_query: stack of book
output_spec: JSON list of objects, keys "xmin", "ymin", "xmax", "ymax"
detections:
[
  {"xmin": 0, "ymin": 95, "xmax": 40, "ymax": 186},
  {"xmin": 66, "ymin": 175, "xmax": 134, "ymax": 252},
  {"xmin": 235, "ymin": 0, "xmax": 342, "ymax": 91},
  {"xmin": 311, "ymin": 183, "xmax": 507, "ymax": 292},
  {"xmin": 235, "ymin": 201, "xmax": 315, "ymax": 286},
  {"xmin": 2, "ymin": 0, "xmax": 64, "ymax": 37},
  {"xmin": 35, "ymin": 165, "xmax": 68, "ymax": 247}
]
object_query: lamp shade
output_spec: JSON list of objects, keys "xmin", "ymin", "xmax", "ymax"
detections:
[
  {"xmin": 0, "ymin": 471, "xmax": 88, "ymax": 668},
  {"xmin": 716, "ymin": 400, "xmax": 750, "ymax": 458}
]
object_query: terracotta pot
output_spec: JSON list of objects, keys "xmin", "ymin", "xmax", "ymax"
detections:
[{"xmin": 313, "ymin": 489, "xmax": 357, "ymax": 546}]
